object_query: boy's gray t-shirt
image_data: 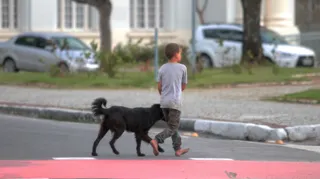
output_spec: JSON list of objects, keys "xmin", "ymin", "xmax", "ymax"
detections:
[{"xmin": 156, "ymin": 63, "xmax": 188, "ymax": 111}]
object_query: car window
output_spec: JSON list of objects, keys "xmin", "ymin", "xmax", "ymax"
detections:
[
  {"xmin": 261, "ymin": 28, "xmax": 289, "ymax": 45},
  {"xmin": 228, "ymin": 30, "xmax": 243, "ymax": 42},
  {"xmin": 35, "ymin": 37, "xmax": 50, "ymax": 49},
  {"xmin": 203, "ymin": 28, "xmax": 237, "ymax": 41},
  {"xmin": 52, "ymin": 36, "xmax": 90, "ymax": 50},
  {"xmin": 15, "ymin": 36, "xmax": 37, "ymax": 47},
  {"xmin": 203, "ymin": 29, "xmax": 220, "ymax": 39}
]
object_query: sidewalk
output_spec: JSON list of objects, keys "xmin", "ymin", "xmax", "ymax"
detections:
[{"xmin": 0, "ymin": 85, "xmax": 320, "ymax": 126}]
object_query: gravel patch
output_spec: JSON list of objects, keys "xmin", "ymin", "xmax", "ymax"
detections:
[{"xmin": 0, "ymin": 85, "xmax": 319, "ymax": 126}]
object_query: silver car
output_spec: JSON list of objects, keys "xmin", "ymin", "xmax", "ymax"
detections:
[{"xmin": 0, "ymin": 32, "xmax": 100, "ymax": 73}]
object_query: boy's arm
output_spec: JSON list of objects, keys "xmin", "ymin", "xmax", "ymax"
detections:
[
  {"xmin": 182, "ymin": 66, "xmax": 188, "ymax": 91},
  {"xmin": 156, "ymin": 69, "xmax": 162, "ymax": 95},
  {"xmin": 182, "ymin": 83, "xmax": 186, "ymax": 91},
  {"xmin": 157, "ymin": 82, "xmax": 162, "ymax": 95}
]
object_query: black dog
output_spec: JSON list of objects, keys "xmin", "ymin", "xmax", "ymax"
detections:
[{"xmin": 91, "ymin": 97, "xmax": 165, "ymax": 157}]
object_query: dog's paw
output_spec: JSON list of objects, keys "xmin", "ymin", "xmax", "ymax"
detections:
[
  {"xmin": 113, "ymin": 151, "xmax": 120, "ymax": 155},
  {"xmin": 137, "ymin": 153, "xmax": 146, "ymax": 157},
  {"xmin": 91, "ymin": 152, "xmax": 98, "ymax": 156},
  {"xmin": 158, "ymin": 147, "xmax": 165, "ymax": 153}
]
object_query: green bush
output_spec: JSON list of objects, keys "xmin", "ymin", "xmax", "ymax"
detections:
[{"xmin": 84, "ymin": 39, "xmax": 194, "ymax": 78}]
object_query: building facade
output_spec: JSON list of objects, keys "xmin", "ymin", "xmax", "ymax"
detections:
[{"xmin": 0, "ymin": 0, "xmax": 319, "ymax": 47}]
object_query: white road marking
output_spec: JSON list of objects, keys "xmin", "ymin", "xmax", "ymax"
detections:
[
  {"xmin": 189, "ymin": 158, "xmax": 234, "ymax": 161},
  {"xmin": 52, "ymin": 157, "xmax": 96, "ymax": 160},
  {"xmin": 283, "ymin": 144, "xmax": 320, "ymax": 154},
  {"xmin": 239, "ymin": 114, "xmax": 289, "ymax": 120}
]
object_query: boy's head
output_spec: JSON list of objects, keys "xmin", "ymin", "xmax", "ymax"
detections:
[{"xmin": 165, "ymin": 43, "xmax": 182, "ymax": 62}]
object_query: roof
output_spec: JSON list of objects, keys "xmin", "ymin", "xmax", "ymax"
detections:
[{"xmin": 18, "ymin": 32, "xmax": 74, "ymax": 39}]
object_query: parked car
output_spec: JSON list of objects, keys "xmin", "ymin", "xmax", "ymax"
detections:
[
  {"xmin": 0, "ymin": 32, "xmax": 100, "ymax": 73},
  {"xmin": 189, "ymin": 23, "xmax": 316, "ymax": 68}
]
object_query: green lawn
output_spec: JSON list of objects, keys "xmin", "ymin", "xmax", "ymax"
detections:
[
  {"xmin": 0, "ymin": 67, "xmax": 319, "ymax": 89},
  {"xmin": 274, "ymin": 89, "xmax": 320, "ymax": 102}
]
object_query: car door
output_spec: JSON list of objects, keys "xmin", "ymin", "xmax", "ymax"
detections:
[
  {"xmin": 33, "ymin": 37, "xmax": 61, "ymax": 72},
  {"xmin": 213, "ymin": 29, "xmax": 238, "ymax": 66},
  {"xmin": 225, "ymin": 30, "xmax": 243, "ymax": 65},
  {"xmin": 13, "ymin": 36, "xmax": 40, "ymax": 71}
]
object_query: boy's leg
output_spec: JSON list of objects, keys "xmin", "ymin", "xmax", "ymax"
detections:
[
  {"xmin": 154, "ymin": 108, "xmax": 179, "ymax": 143},
  {"xmin": 150, "ymin": 109, "xmax": 189, "ymax": 156},
  {"xmin": 171, "ymin": 131, "xmax": 181, "ymax": 150},
  {"xmin": 150, "ymin": 108, "xmax": 179, "ymax": 155},
  {"xmin": 170, "ymin": 116, "xmax": 189, "ymax": 157}
]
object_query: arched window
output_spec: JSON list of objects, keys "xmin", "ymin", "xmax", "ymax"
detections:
[
  {"xmin": 57, "ymin": 0, "xmax": 97, "ymax": 31},
  {"xmin": 130, "ymin": 0, "xmax": 164, "ymax": 30},
  {"xmin": 0, "ymin": 0, "xmax": 18, "ymax": 30}
]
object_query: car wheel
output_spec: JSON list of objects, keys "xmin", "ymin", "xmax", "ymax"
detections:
[
  {"xmin": 199, "ymin": 54, "xmax": 213, "ymax": 68},
  {"xmin": 58, "ymin": 63, "xmax": 69, "ymax": 73},
  {"xmin": 3, "ymin": 58, "xmax": 17, "ymax": 73}
]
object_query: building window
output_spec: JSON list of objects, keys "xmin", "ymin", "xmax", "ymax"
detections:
[
  {"xmin": 57, "ymin": 0, "xmax": 96, "ymax": 31},
  {"xmin": 0, "ymin": 0, "xmax": 18, "ymax": 30},
  {"xmin": 130, "ymin": 0, "xmax": 164, "ymax": 29}
]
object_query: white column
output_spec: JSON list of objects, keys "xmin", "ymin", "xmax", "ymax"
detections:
[
  {"xmin": 260, "ymin": 0, "xmax": 265, "ymax": 26},
  {"xmin": 92, "ymin": 8, "xmax": 99, "ymax": 31},
  {"xmin": 72, "ymin": 1, "xmax": 76, "ymax": 29},
  {"xmin": 17, "ymin": 0, "xmax": 30, "ymax": 31},
  {"xmin": 0, "ymin": 0, "xmax": 2, "ymax": 29},
  {"xmin": 155, "ymin": 0, "xmax": 160, "ymax": 28},
  {"xmin": 264, "ymin": 0, "xmax": 299, "ymax": 36},
  {"xmin": 235, "ymin": 0, "xmax": 242, "ymax": 24},
  {"xmin": 60, "ymin": 0, "xmax": 65, "ymax": 31},
  {"xmin": 29, "ymin": 0, "xmax": 57, "ymax": 31},
  {"xmin": 84, "ymin": 5, "xmax": 89, "ymax": 31},
  {"xmin": 144, "ymin": 0, "xmax": 148, "ymax": 29},
  {"xmin": 9, "ymin": 0, "xmax": 15, "ymax": 29}
]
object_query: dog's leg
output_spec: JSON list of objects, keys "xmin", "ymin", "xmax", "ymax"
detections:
[
  {"xmin": 158, "ymin": 145, "xmax": 165, "ymax": 153},
  {"xmin": 109, "ymin": 129, "xmax": 124, "ymax": 155},
  {"xmin": 134, "ymin": 133, "xmax": 145, "ymax": 157},
  {"xmin": 140, "ymin": 131, "xmax": 165, "ymax": 153},
  {"xmin": 91, "ymin": 123, "xmax": 109, "ymax": 156}
]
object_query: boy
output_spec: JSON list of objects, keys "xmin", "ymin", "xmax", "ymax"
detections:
[{"xmin": 150, "ymin": 43, "xmax": 190, "ymax": 157}]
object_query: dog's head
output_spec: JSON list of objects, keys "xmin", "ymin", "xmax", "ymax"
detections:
[{"xmin": 150, "ymin": 103, "xmax": 165, "ymax": 121}]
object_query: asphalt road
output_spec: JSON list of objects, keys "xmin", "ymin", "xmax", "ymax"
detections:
[{"xmin": 0, "ymin": 114, "xmax": 320, "ymax": 162}]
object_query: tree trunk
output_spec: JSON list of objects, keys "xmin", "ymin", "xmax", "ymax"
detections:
[
  {"xmin": 98, "ymin": 1, "xmax": 112, "ymax": 52},
  {"xmin": 241, "ymin": 0, "xmax": 263, "ymax": 65},
  {"xmin": 196, "ymin": 0, "xmax": 208, "ymax": 24},
  {"xmin": 197, "ymin": 11, "xmax": 205, "ymax": 24}
]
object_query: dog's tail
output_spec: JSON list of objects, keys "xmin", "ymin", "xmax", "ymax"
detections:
[{"xmin": 91, "ymin": 97, "xmax": 108, "ymax": 116}]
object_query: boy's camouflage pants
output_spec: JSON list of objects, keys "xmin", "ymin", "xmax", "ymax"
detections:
[{"xmin": 155, "ymin": 108, "xmax": 182, "ymax": 151}]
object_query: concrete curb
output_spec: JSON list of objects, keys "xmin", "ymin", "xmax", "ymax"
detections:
[{"xmin": 0, "ymin": 104, "xmax": 319, "ymax": 143}]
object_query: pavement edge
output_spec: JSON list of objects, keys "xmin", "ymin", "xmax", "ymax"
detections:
[{"xmin": 0, "ymin": 104, "xmax": 319, "ymax": 143}]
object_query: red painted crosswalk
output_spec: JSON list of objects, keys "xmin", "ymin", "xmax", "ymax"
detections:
[{"xmin": 1, "ymin": 159, "xmax": 320, "ymax": 179}]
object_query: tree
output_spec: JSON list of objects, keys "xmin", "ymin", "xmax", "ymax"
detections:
[
  {"xmin": 240, "ymin": 0, "xmax": 263, "ymax": 65},
  {"xmin": 196, "ymin": 0, "xmax": 209, "ymax": 24},
  {"xmin": 73, "ymin": 0, "xmax": 112, "ymax": 52}
]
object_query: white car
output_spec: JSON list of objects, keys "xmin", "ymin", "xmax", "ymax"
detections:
[
  {"xmin": 190, "ymin": 23, "xmax": 316, "ymax": 68},
  {"xmin": 0, "ymin": 32, "xmax": 99, "ymax": 73}
]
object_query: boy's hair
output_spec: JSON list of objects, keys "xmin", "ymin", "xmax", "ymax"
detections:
[{"xmin": 164, "ymin": 43, "xmax": 180, "ymax": 60}]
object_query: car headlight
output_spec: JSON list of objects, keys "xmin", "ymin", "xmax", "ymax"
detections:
[{"xmin": 274, "ymin": 51, "xmax": 296, "ymax": 59}]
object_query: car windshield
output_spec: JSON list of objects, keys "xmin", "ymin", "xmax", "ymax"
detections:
[
  {"xmin": 260, "ymin": 28, "xmax": 289, "ymax": 45},
  {"xmin": 51, "ymin": 36, "xmax": 91, "ymax": 51}
]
